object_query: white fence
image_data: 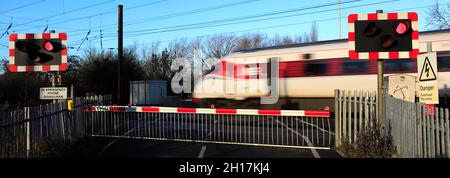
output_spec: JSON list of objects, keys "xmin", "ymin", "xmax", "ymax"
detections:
[
  {"xmin": 334, "ymin": 90, "xmax": 378, "ymax": 147},
  {"xmin": 335, "ymin": 89, "xmax": 450, "ymax": 158}
]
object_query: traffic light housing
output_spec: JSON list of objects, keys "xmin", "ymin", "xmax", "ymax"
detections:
[
  {"xmin": 54, "ymin": 74, "xmax": 62, "ymax": 86},
  {"xmin": 9, "ymin": 33, "xmax": 68, "ymax": 72},
  {"xmin": 348, "ymin": 12, "xmax": 419, "ymax": 60}
]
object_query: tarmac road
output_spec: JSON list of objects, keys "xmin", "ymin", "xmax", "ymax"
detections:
[{"xmin": 96, "ymin": 138, "xmax": 341, "ymax": 158}]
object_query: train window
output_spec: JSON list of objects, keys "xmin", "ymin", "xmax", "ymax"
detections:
[
  {"xmin": 383, "ymin": 60, "xmax": 414, "ymax": 73},
  {"xmin": 304, "ymin": 61, "xmax": 328, "ymax": 76},
  {"xmin": 341, "ymin": 60, "xmax": 370, "ymax": 74},
  {"xmin": 437, "ymin": 54, "xmax": 450, "ymax": 71},
  {"xmin": 227, "ymin": 63, "xmax": 234, "ymax": 76}
]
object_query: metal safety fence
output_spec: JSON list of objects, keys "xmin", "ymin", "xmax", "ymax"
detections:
[
  {"xmin": 84, "ymin": 106, "xmax": 333, "ymax": 149},
  {"xmin": 0, "ymin": 95, "xmax": 110, "ymax": 158},
  {"xmin": 334, "ymin": 90, "xmax": 378, "ymax": 147},
  {"xmin": 384, "ymin": 95, "xmax": 450, "ymax": 158},
  {"xmin": 335, "ymin": 89, "xmax": 450, "ymax": 158}
]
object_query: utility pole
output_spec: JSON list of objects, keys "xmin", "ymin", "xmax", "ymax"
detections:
[
  {"xmin": 376, "ymin": 10, "xmax": 384, "ymax": 129},
  {"xmin": 338, "ymin": 0, "xmax": 341, "ymax": 39},
  {"xmin": 118, "ymin": 5, "xmax": 123, "ymax": 105}
]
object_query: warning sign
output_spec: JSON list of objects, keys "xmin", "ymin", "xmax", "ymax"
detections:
[
  {"xmin": 417, "ymin": 52, "xmax": 439, "ymax": 104},
  {"xmin": 386, "ymin": 75, "xmax": 416, "ymax": 103},
  {"xmin": 40, "ymin": 87, "xmax": 67, "ymax": 100},
  {"xmin": 419, "ymin": 57, "xmax": 437, "ymax": 82}
]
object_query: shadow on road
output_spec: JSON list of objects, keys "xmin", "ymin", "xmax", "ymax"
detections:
[{"xmin": 96, "ymin": 137, "xmax": 342, "ymax": 158}]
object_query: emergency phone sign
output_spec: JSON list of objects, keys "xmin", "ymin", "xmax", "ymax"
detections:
[{"xmin": 40, "ymin": 87, "xmax": 67, "ymax": 100}]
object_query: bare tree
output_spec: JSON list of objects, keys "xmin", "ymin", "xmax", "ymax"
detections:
[
  {"xmin": 270, "ymin": 34, "xmax": 295, "ymax": 46},
  {"xmin": 302, "ymin": 32, "xmax": 312, "ymax": 43},
  {"xmin": 268, "ymin": 23, "xmax": 318, "ymax": 46},
  {"xmin": 202, "ymin": 34, "xmax": 238, "ymax": 59},
  {"xmin": 310, "ymin": 21, "xmax": 319, "ymax": 42},
  {"xmin": 168, "ymin": 38, "xmax": 191, "ymax": 59},
  {"xmin": 236, "ymin": 32, "xmax": 269, "ymax": 50},
  {"xmin": 188, "ymin": 37, "xmax": 203, "ymax": 61},
  {"xmin": 426, "ymin": 1, "xmax": 450, "ymax": 30},
  {"xmin": 301, "ymin": 22, "xmax": 319, "ymax": 43},
  {"xmin": 293, "ymin": 34, "xmax": 303, "ymax": 43},
  {"xmin": 167, "ymin": 37, "xmax": 203, "ymax": 62},
  {"xmin": 150, "ymin": 41, "xmax": 161, "ymax": 55}
]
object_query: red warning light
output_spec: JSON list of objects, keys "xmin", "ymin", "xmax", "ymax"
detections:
[
  {"xmin": 396, "ymin": 21, "xmax": 411, "ymax": 35},
  {"xmin": 44, "ymin": 41, "xmax": 54, "ymax": 51}
]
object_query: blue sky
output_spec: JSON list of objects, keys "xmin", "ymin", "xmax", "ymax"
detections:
[{"xmin": 0, "ymin": 0, "xmax": 448, "ymax": 58}]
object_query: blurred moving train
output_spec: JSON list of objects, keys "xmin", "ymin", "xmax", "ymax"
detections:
[{"xmin": 193, "ymin": 29, "xmax": 450, "ymax": 110}]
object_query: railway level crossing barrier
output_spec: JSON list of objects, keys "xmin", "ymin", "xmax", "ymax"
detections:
[{"xmin": 84, "ymin": 106, "xmax": 333, "ymax": 149}]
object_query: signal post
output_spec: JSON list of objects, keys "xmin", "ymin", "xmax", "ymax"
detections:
[
  {"xmin": 9, "ymin": 32, "xmax": 68, "ymax": 103},
  {"xmin": 348, "ymin": 11, "xmax": 419, "ymax": 128}
]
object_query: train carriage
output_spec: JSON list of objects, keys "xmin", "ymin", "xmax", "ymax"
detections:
[{"xmin": 193, "ymin": 29, "xmax": 450, "ymax": 110}]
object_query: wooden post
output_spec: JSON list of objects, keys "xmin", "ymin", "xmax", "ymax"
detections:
[{"xmin": 376, "ymin": 10, "xmax": 384, "ymax": 129}]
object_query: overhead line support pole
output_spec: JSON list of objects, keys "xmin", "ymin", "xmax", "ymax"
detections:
[{"xmin": 118, "ymin": 5, "xmax": 123, "ymax": 105}]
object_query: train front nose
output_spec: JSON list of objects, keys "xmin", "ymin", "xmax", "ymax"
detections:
[
  {"xmin": 193, "ymin": 74, "xmax": 225, "ymax": 99},
  {"xmin": 192, "ymin": 79, "xmax": 204, "ymax": 100},
  {"xmin": 193, "ymin": 75, "xmax": 212, "ymax": 99}
]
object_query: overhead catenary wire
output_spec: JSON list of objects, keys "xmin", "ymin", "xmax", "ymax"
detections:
[
  {"xmin": 125, "ymin": 0, "xmax": 365, "ymax": 34},
  {"xmin": 67, "ymin": 0, "xmax": 365, "ymax": 45},
  {"xmin": 71, "ymin": 17, "xmax": 343, "ymax": 47},
  {"xmin": 67, "ymin": 0, "xmax": 362, "ymax": 38},
  {"xmin": 100, "ymin": 16, "xmax": 103, "ymax": 50},
  {"xmin": 42, "ymin": 20, "xmax": 48, "ymax": 33},
  {"xmin": 67, "ymin": 0, "xmax": 434, "ymax": 48},
  {"xmin": 9, "ymin": 0, "xmax": 169, "ymax": 34},
  {"xmin": 70, "ymin": 3, "xmax": 442, "ymax": 49},
  {"xmin": 123, "ymin": 0, "xmax": 358, "ymax": 30},
  {"xmin": 14, "ymin": 0, "xmax": 171, "ymax": 33},
  {"xmin": 0, "ymin": 0, "xmax": 47, "ymax": 14},
  {"xmin": 77, "ymin": 30, "xmax": 91, "ymax": 51},
  {"xmin": 0, "ymin": 19, "xmax": 13, "ymax": 40},
  {"xmin": 88, "ymin": 17, "xmax": 92, "ymax": 47},
  {"xmin": 0, "ymin": 15, "xmax": 86, "ymax": 31},
  {"xmin": 107, "ymin": 0, "xmax": 398, "ymax": 37},
  {"xmin": 13, "ymin": 0, "xmax": 117, "ymax": 29},
  {"xmin": 117, "ymin": 0, "xmax": 262, "ymax": 27},
  {"xmin": 65, "ymin": 0, "xmax": 266, "ymax": 37},
  {"xmin": 68, "ymin": 0, "xmax": 387, "ymax": 45}
]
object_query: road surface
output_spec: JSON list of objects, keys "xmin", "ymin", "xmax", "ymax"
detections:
[{"xmin": 97, "ymin": 138, "xmax": 341, "ymax": 158}]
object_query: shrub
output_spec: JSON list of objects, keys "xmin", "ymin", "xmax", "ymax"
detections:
[{"xmin": 337, "ymin": 127, "xmax": 397, "ymax": 158}]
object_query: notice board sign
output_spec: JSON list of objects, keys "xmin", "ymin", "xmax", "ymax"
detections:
[{"xmin": 40, "ymin": 87, "xmax": 67, "ymax": 100}]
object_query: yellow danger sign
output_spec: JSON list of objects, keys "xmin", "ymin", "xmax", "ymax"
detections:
[
  {"xmin": 417, "ymin": 52, "xmax": 439, "ymax": 104},
  {"xmin": 419, "ymin": 56, "xmax": 437, "ymax": 82}
]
